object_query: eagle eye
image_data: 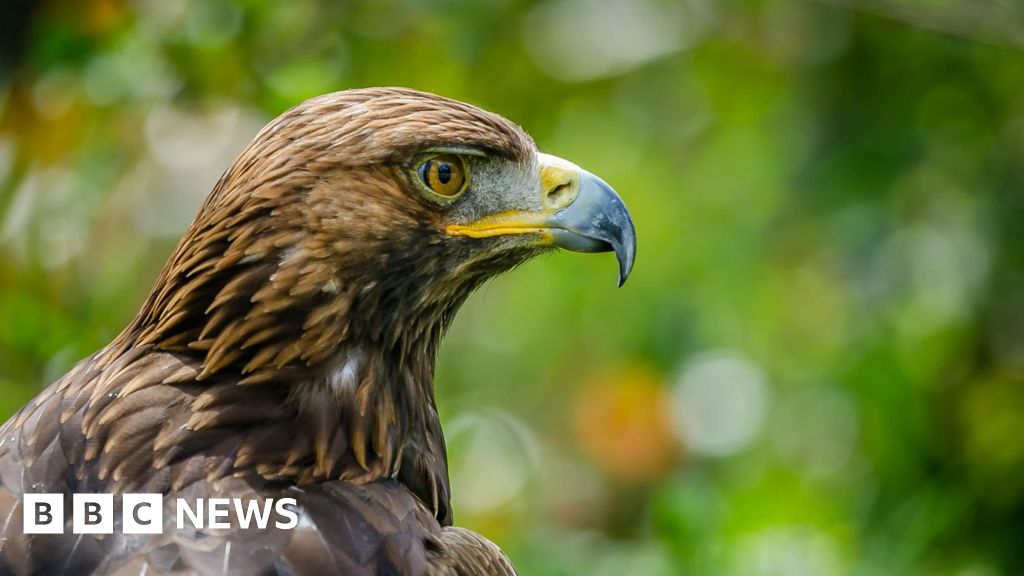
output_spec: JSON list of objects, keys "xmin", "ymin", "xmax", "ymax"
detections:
[{"xmin": 416, "ymin": 154, "xmax": 468, "ymax": 199}]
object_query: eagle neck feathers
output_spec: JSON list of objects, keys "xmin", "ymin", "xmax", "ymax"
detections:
[{"xmin": 68, "ymin": 163, "xmax": 459, "ymax": 523}]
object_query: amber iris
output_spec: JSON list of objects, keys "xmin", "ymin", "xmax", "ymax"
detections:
[{"xmin": 417, "ymin": 154, "xmax": 467, "ymax": 197}]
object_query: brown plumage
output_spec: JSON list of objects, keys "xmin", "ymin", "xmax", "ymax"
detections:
[{"xmin": 0, "ymin": 87, "xmax": 635, "ymax": 575}]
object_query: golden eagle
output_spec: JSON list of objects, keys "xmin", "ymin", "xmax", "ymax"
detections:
[{"xmin": 0, "ymin": 88, "xmax": 635, "ymax": 575}]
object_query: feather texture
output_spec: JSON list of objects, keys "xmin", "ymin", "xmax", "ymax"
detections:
[{"xmin": 0, "ymin": 88, "xmax": 537, "ymax": 575}]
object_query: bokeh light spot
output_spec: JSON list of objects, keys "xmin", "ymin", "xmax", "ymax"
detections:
[
  {"xmin": 447, "ymin": 410, "xmax": 538, "ymax": 515},
  {"xmin": 572, "ymin": 366, "xmax": 677, "ymax": 484},
  {"xmin": 671, "ymin": 351, "xmax": 769, "ymax": 458}
]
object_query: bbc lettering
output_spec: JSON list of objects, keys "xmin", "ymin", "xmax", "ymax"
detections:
[{"xmin": 23, "ymin": 494, "xmax": 298, "ymax": 534}]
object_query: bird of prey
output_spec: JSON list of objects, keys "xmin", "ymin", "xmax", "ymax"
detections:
[{"xmin": 0, "ymin": 87, "xmax": 635, "ymax": 575}]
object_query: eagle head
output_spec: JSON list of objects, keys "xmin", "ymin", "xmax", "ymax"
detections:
[
  {"xmin": 137, "ymin": 87, "xmax": 635, "ymax": 376},
  {"xmin": 90, "ymin": 88, "xmax": 638, "ymax": 519}
]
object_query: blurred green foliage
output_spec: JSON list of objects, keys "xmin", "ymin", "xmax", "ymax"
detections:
[{"xmin": 1, "ymin": 0, "xmax": 1023, "ymax": 574}]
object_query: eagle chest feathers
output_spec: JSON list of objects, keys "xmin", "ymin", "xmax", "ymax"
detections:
[{"xmin": 0, "ymin": 88, "xmax": 635, "ymax": 576}]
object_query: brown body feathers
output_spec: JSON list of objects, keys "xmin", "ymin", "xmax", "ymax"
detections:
[{"xmin": 0, "ymin": 88, "xmax": 543, "ymax": 575}]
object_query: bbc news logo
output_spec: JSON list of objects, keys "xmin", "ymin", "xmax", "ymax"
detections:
[{"xmin": 23, "ymin": 494, "xmax": 298, "ymax": 535}]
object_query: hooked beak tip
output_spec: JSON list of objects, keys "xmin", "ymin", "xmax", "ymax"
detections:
[{"xmin": 550, "ymin": 170, "xmax": 636, "ymax": 287}]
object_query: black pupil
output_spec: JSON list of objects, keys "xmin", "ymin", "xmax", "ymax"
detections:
[{"xmin": 436, "ymin": 162, "xmax": 452, "ymax": 185}]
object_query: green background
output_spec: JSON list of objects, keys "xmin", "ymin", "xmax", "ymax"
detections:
[{"xmin": 1, "ymin": 1, "xmax": 1023, "ymax": 574}]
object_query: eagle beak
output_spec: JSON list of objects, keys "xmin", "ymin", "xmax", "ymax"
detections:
[
  {"xmin": 446, "ymin": 153, "xmax": 637, "ymax": 286},
  {"xmin": 546, "ymin": 161, "xmax": 636, "ymax": 286}
]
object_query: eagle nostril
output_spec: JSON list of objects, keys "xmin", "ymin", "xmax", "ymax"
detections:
[{"xmin": 545, "ymin": 181, "xmax": 576, "ymax": 210}]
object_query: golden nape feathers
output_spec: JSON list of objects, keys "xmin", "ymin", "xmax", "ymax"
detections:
[{"xmin": 0, "ymin": 88, "xmax": 635, "ymax": 576}]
